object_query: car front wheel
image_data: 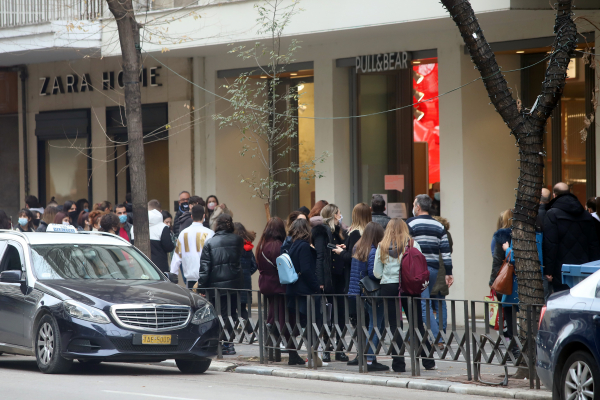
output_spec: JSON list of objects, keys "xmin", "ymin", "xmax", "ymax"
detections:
[
  {"xmin": 561, "ymin": 351, "xmax": 597, "ymax": 400},
  {"xmin": 175, "ymin": 358, "xmax": 211, "ymax": 374},
  {"xmin": 35, "ymin": 315, "xmax": 73, "ymax": 374}
]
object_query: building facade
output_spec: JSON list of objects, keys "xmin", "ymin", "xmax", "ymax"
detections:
[{"xmin": 0, "ymin": 0, "xmax": 599, "ymax": 304}]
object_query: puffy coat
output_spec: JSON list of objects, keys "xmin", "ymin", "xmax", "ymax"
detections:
[
  {"xmin": 257, "ymin": 240, "xmax": 285, "ymax": 295},
  {"xmin": 198, "ymin": 231, "xmax": 244, "ymax": 290},
  {"xmin": 286, "ymin": 239, "xmax": 319, "ymax": 297},
  {"xmin": 240, "ymin": 242, "xmax": 258, "ymax": 303},
  {"xmin": 348, "ymin": 245, "xmax": 377, "ymax": 296},
  {"xmin": 36, "ymin": 221, "xmax": 49, "ymax": 232},
  {"xmin": 543, "ymin": 194, "xmax": 600, "ymax": 279},
  {"xmin": 149, "ymin": 209, "xmax": 175, "ymax": 272}
]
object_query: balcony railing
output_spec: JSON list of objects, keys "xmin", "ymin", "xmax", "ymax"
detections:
[{"xmin": 0, "ymin": 0, "xmax": 106, "ymax": 28}]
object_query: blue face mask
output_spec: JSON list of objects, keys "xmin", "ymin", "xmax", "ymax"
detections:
[
  {"xmin": 84, "ymin": 208, "xmax": 89, "ymax": 213},
  {"xmin": 118, "ymin": 215, "xmax": 128, "ymax": 224},
  {"xmin": 434, "ymin": 192, "xmax": 440, "ymax": 202},
  {"xmin": 18, "ymin": 218, "xmax": 28, "ymax": 226}
]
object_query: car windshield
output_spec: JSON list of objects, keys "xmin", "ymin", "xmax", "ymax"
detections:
[{"xmin": 30, "ymin": 244, "xmax": 163, "ymax": 281}]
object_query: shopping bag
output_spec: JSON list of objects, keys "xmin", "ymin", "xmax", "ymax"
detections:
[{"xmin": 484, "ymin": 290, "xmax": 500, "ymax": 330}]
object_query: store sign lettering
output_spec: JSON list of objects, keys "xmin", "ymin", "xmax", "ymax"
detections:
[
  {"xmin": 39, "ymin": 67, "xmax": 162, "ymax": 96},
  {"xmin": 355, "ymin": 52, "xmax": 410, "ymax": 73}
]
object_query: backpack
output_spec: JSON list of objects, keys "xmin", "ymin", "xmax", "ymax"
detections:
[
  {"xmin": 400, "ymin": 239, "xmax": 430, "ymax": 295},
  {"xmin": 276, "ymin": 252, "xmax": 298, "ymax": 285}
]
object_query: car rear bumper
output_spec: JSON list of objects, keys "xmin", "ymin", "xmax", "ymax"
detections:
[
  {"xmin": 57, "ymin": 316, "xmax": 219, "ymax": 361},
  {"xmin": 536, "ymin": 330, "xmax": 555, "ymax": 391}
]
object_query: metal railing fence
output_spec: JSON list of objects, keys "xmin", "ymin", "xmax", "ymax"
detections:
[
  {"xmin": 0, "ymin": 0, "xmax": 106, "ymax": 28},
  {"xmin": 199, "ymin": 287, "xmax": 543, "ymax": 389}
]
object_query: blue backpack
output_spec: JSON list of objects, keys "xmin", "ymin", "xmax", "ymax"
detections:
[{"xmin": 276, "ymin": 252, "xmax": 298, "ymax": 285}]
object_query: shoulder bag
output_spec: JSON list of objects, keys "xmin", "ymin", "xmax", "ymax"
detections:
[{"xmin": 491, "ymin": 251, "xmax": 515, "ymax": 296}]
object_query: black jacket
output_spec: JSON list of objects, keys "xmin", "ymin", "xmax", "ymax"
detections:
[
  {"xmin": 340, "ymin": 229, "xmax": 361, "ymax": 294},
  {"xmin": 286, "ymin": 239, "xmax": 319, "ymax": 296},
  {"xmin": 490, "ymin": 228, "xmax": 511, "ymax": 287},
  {"xmin": 36, "ymin": 221, "xmax": 49, "ymax": 232},
  {"xmin": 542, "ymin": 194, "xmax": 600, "ymax": 278},
  {"xmin": 371, "ymin": 212, "xmax": 390, "ymax": 229},
  {"xmin": 536, "ymin": 203, "xmax": 548, "ymax": 232},
  {"xmin": 198, "ymin": 231, "xmax": 244, "ymax": 290},
  {"xmin": 177, "ymin": 212, "xmax": 192, "ymax": 236},
  {"xmin": 311, "ymin": 223, "xmax": 345, "ymax": 293},
  {"xmin": 150, "ymin": 226, "xmax": 176, "ymax": 272},
  {"xmin": 173, "ymin": 209, "xmax": 184, "ymax": 237}
]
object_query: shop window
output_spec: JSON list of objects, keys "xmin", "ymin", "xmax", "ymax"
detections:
[
  {"xmin": 298, "ymin": 82, "xmax": 316, "ymax": 210},
  {"xmin": 413, "ymin": 63, "xmax": 439, "ymax": 204}
]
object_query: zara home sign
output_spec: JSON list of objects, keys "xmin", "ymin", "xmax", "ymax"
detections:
[
  {"xmin": 39, "ymin": 67, "xmax": 163, "ymax": 96},
  {"xmin": 356, "ymin": 52, "xmax": 411, "ymax": 73}
]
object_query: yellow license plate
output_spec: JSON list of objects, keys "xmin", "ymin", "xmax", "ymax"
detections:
[{"xmin": 141, "ymin": 335, "xmax": 171, "ymax": 345}]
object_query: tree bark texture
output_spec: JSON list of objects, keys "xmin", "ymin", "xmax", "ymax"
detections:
[
  {"xmin": 440, "ymin": 0, "xmax": 577, "ymax": 331},
  {"xmin": 106, "ymin": 0, "xmax": 150, "ymax": 257}
]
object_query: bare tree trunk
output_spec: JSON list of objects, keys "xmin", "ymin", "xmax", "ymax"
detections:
[
  {"xmin": 440, "ymin": 0, "xmax": 577, "ymax": 334},
  {"xmin": 106, "ymin": 0, "xmax": 150, "ymax": 257}
]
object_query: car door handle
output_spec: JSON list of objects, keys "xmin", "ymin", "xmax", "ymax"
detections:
[{"xmin": 594, "ymin": 315, "xmax": 600, "ymax": 325}]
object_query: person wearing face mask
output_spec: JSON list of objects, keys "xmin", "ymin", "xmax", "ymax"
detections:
[
  {"xmin": 87, "ymin": 211, "xmax": 104, "ymax": 232},
  {"xmin": 37, "ymin": 206, "xmax": 58, "ymax": 232},
  {"xmin": 204, "ymin": 195, "xmax": 233, "ymax": 230},
  {"xmin": 407, "ymin": 194, "xmax": 453, "ymax": 350},
  {"xmin": 431, "ymin": 182, "xmax": 441, "ymax": 217},
  {"xmin": 177, "ymin": 196, "xmax": 204, "ymax": 234},
  {"xmin": 64, "ymin": 201, "xmax": 80, "ymax": 228},
  {"xmin": 310, "ymin": 203, "xmax": 349, "ymax": 363},
  {"xmin": 115, "ymin": 204, "xmax": 134, "ymax": 244},
  {"xmin": 173, "ymin": 191, "xmax": 191, "ymax": 237},
  {"xmin": 53, "ymin": 212, "xmax": 70, "ymax": 226},
  {"xmin": 16, "ymin": 209, "xmax": 35, "ymax": 232}
]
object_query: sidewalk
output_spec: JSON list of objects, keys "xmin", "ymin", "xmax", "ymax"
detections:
[{"xmin": 155, "ymin": 343, "xmax": 551, "ymax": 399}]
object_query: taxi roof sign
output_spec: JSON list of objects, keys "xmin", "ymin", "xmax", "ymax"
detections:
[{"xmin": 46, "ymin": 224, "xmax": 78, "ymax": 233}]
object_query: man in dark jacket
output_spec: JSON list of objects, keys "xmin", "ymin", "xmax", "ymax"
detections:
[
  {"xmin": 371, "ymin": 195, "xmax": 390, "ymax": 229},
  {"xmin": 535, "ymin": 188, "xmax": 551, "ymax": 232},
  {"xmin": 173, "ymin": 190, "xmax": 191, "ymax": 237},
  {"xmin": 543, "ymin": 182, "xmax": 600, "ymax": 290},
  {"xmin": 177, "ymin": 196, "xmax": 204, "ymax": 234}
]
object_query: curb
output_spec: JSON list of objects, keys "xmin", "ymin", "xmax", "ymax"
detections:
[
  {"xmin": 230, "ymin": 364, "xmax": 551, "ymax": 399},
  {"xmin": 155, "ymin": 361, "xmax": 551, "ymax": 399}
]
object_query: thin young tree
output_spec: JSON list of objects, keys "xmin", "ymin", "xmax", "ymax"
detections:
[
  {"xmin": 440, "ymin": 0, "xmax": 577, "ymax": 339},
  {"xmin": 105, "ymin": 0, "xmax": 150, "ymax": 256},
  {"xmin": 215, "ymin": 0, "xmax": 327, "ymax": 220}
]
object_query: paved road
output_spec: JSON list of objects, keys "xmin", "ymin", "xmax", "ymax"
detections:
[{"xmin": 0, "ymin": 355, "xmax": 494, "ymax": 400}]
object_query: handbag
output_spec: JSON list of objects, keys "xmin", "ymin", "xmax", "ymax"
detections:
[
  {"xmin": 359, "ymin": 274, "xmax": 381, "ymax": 297},
  {"xmin": 492, "ymin": 251, "xmax": 515, "ymax": 296},
  {"xmin": 484, "ymin": 290, "xmax": 500, "ymax": 330}
]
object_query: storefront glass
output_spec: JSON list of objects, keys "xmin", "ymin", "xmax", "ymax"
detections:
[
  {"xmin": 298, "ymin": 82, "xmax": 315, "ymax": 209},
  {"xmin": 44, "ymin": 138, "xmax": 88, "ymax": 205}
]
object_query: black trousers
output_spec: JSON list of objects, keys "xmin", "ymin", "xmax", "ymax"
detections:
[
  {"xmin": 325, "ymin": 275, "xmax": 347, "ymax": 352},
  {"xmin": 380, "ymin": 283, "xmax": 435, "ymax": 370},
  {"xmin": 209, "ymin": 293, "xmax": 238, "ymax": 342}
]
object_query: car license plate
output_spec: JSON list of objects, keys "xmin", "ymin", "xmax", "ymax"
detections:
[{"xmin": 141, "ymin": 334, "xmax": 171, "ymax": 345}]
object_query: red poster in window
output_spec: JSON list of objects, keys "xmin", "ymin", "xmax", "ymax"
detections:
[
  {"xmin": 413, "ymin": 63, "xmax": 440, "ymax": 185},
  {"xmin": 385, "ymin": 175, "xmax": 404, "ymax": 192}
]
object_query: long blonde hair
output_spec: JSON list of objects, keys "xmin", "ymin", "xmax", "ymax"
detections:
[
  {"xmin": 497, "ymin": 209, "xmax": 513, "ymax": 230},
  {"xmin": 348, "ymin": 203, "xmax": 371, "ymax": 235},
  {"xmin": 321, "ymin": 204, "xmax": 340, "ymax": 233},
  {"xmin": 379, "ymin": 218, "xmax": 411, "ymax": 264}
]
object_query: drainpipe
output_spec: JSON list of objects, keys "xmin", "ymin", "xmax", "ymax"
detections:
[{"xmin": 0, "ymin": 65, "xmax": 28, "ymax": 197}]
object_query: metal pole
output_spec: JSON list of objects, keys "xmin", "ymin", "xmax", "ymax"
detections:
[
  {"xmin": 527, "ymin": 305, "xmax": 534, "ymax": 389},
  {"xmin": 471, "ymin": 301, "xmax": 478, "ymax": 382},
  {"xmin": 463, "ymin": 301, "xmax": 472, "ymax": 381},
  {"xmin": 258, "ymin": 293, "xmax": 265, "ymax": 365},
  {"xmin": 357, "ymin": 295, "xmax": 365, "ymax": 374},
  {"xmin": 216, "ymin": 288, "xmax": 222, "ymax": 360}
]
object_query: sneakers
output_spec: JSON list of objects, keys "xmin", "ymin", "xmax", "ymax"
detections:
[
  {"xmin": 222, "ymin": 344, "xmax": 236, "ymax": 355},
  {"xmin": 335, "ymin": 352, "xmax": 349, "ymax": 362},
  {"xmin": 367, "ymin": 361, "xmax": 390, "ymax": 372},
  {"xmin": 322, "ymin": 352, "xmax": 331, "ymax": 362},
  {"xmin": 347, "ymin": 357, "xmax": 358, "ymax": 366},
  {"xmin": 425, "ymin": 365, "xmax": 438, "ymax": 371}
]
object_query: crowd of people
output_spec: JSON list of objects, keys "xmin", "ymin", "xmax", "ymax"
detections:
[{"xmin": 0, "ymin": 190, "xmax": 456, "ymax": 371}]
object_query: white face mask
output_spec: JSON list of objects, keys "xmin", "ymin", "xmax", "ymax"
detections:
[
  {"xmin": 412, "ymin": 207, "xmax": 418, "ymax": 217},
  {"xmin": 63, "ymin": 221, "xmax": 70, "ymax": 226}
]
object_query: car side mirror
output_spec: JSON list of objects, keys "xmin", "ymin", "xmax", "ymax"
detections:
[{"xmin": 0, "ymin": 270, "xmax": 24, "ymax": 283}]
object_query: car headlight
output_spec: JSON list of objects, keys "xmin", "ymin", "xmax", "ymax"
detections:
[
  {"xmin": 63, "ymin": 300, "xmax": 110, "ymax": 324},
  {"xmin": 191, "ymin": 303, "xmax": 216, "ymax": 325}
]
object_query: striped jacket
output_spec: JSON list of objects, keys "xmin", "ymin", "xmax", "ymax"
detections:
[
  {"xmin": 406, "ymin": 215, "xmax": 453, "ymax": 275},
  {"xmin": 170, "ymin": 222, "xmax": 215, "ymax": 281}
]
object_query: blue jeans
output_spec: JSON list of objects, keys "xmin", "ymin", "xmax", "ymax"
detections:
[
  {"xmin": 363, "ymin": 298, "xmax": 384, "ymax": 362},
  {"xmin": 421, "ymin": 266, "xmax": 447, "ymax": 343}
]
